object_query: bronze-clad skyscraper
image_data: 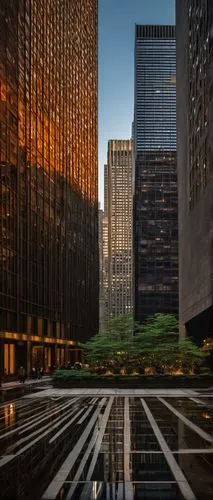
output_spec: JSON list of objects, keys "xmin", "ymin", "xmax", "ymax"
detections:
[{"xmin": 0, "ymin": 0, "xmax": 98, "ymax": 377}]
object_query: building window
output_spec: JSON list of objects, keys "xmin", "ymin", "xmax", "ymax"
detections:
[{"xmin": 4, "ymin": 343, "xmax": 15, "ymax": 375}]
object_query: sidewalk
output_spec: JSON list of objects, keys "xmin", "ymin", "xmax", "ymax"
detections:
[{"xmin": 1, "ymin": 376, "xmax": 51, "ymax": 390}]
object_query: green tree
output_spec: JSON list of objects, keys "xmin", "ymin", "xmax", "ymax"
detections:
[
  {"xmin": 81, "ymin": 313, "xmax": 205, "ymax": 374},
  {"xmin": 107, "ymin": 314, "xmax": 133, "ymax": 341},
  {"xmin": 81, "ymin": 315, "xmax": 134, "ymax": 369},
  {"xmin": 134, "ymin": 313, "xmax": 204, "ymax": 372}
]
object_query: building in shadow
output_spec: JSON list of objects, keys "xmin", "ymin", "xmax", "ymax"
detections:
[
  {"xmin": 176, "ymin": 0, "xmax": 213, "ymax": 343},
  {"xmin": 133, "ymin": 25, "xmax": 178, "ymax": 323},
  {"xmin": 0, "ymin": 0, "xmax": 98, "ymax": 377}
]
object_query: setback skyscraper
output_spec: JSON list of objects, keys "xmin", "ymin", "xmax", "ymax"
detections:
[
  {"xmin": 133, "ymin": 25, "xmax": 178, "ymax": 323},
  {"xmin": 104, "ymin": 140, "xmax": 133, "ymax": 319},
  {"xmin": 0, "ymin": 0, "xmax": 98, "ymax": 377},
  {"xmin": 98, "ymin": 206, "xmax": 105, "ymax": 331},
  {"xmin": 176, "ymin": 0, "xmax": 213, "ymax": 342}
]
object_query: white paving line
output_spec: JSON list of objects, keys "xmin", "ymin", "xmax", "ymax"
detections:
[
  {"xmin": 0, "ymin": 455, "xmax": 15, "ymax": 468},
  {"xmin": 174, "ymin": 448, "xmax": 213, "ymax": 454},
  {"xmin": 124, "ymin": 396, "xmax": 134, "ymax": 500},
  {"xmin": 0, "ymin": 398, "xmax": 80, "ymax": 441},
  {"xmin": 12, "ymin": 405, "xmax": 81, "ymax": 450},
  {"xmin": 42, "ymin": 398, "xmax": 107, "ymax": 500},
  {"xmin": 49, "ymin": 406, "xmax": 85, "ymax": 444},
  {"xmin": 128, "ymin": 448, "xmax": 213, "ymax": 454},
  {"xmin": 85, "ymin": 397, "xmax": 114, "ymax": 480},
  {"xmin": 78, "ymin": 397, "xmax": 114, "ymax": 500},
  {"xmin": 158, "ymin": 397, "xmax": 213, "ymax": 444},
  {"xmin": 62, "ymin": 480, "xmax": 178, "ymax": 485},
  {"xmin": 141, "ymin": 398, "xmax": 196, "ymax": 500},
  {"xmin": 190, "ymin": 397, "xmax": 209, "ymax": 406},
  {"xmin": 0, "ymin": 399, "xmax": 50, "ymax": 429},
  {"xmin": 76, "ymin": 403, "xmax": 95, "ymax": 425},
  {"xmin": 65, "ymin": 423, "xmax": 99, "ymax": 499},
  {"xmin": 76, "ymin": 398, "xmax": 99, "ymax": 426},
  {"xmin": 18, "ymin": 399, "xmax": 80, "ymax": 437},
  {"xmin": 0, "ymin": 401, "xmax": 83, "ymax": 466},
  {"xmin": 25, "ymin": 388, "xmax": 203, "ymax": 398},
  {"xmin": 195, "ymin": 394, "xmax": 213, "ymax": 397}
]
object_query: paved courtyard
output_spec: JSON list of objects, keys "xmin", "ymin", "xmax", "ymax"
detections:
[{"xmin": 0, "ymin": 388, "xmax": 213, "ymax": 499}]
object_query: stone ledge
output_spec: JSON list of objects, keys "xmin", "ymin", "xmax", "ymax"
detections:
[{"xmin": 53, "ymin": 376, "xmax": 213, "ymax": 389}]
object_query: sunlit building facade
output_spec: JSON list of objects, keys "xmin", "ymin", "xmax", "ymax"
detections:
[
  {"xmin": 0, "ymin": 0, "xmax": 98, "ymax": 376},
  {"xmin": 99, "ymin": 206, "xmax": 105, "ymax": 331},
  {"xmin": 133, "ymin": 25, "xmax": 178, "ymax": 323},
  {"xmin": 106, "ymin": 140, "xmax": 133, "ymax": 318},
  {"xmin": 101, "ymin": 213, "xmax": 109, "ymax": 329}
]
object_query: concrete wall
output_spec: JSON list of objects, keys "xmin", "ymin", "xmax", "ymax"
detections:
[{"xmin": 176, "ymin": 0, "xmax": 213, "ymax": 338}]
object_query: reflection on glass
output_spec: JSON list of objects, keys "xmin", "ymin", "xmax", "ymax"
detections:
[{"xmin": 4, "ymin": 403, "xmax": 15, "ymax": 429}]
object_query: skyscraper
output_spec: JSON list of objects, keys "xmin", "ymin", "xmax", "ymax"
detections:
[
  {"xmin": 176, "ymin": 0, "xmax": 213, "ymax": 341},
  {"xmin": 0, "ymin": 0, "xmax": 98, "ymax": 377},
  {"xmin": 101, "ymin": 212, "xmax": 109, "ymax": 329},
  {"xmin": 105, "ymin": 140, "xmax": 133, "ymax": 318},
  {"xmin": 133, "ymin": 25, "xmax": 178, "ymax": 323},
  {"xmin": 98, "ymin": 206, "xmax": 105, "ymax": 331}
]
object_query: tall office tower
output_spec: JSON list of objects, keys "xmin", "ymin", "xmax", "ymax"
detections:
[
  {"xmin": 0, "ymin": 0, "xmax": 98, "ymax": 377},
  {"xmin": 98, "ymin": 206, "xmax": 105, "ymax": 331},
  {"xmin": 133, "ymin": 25, "xmax": 178, "ymax": 323},
  {"xmin": 102, "ymin": 211, "xmax": 109, "ymax": 328},
  {"xmin": 105, "ymin": 140, "xmax": 133, "ymax": 318},
  {"xmin": 176, "ymin": 1, "xmax": 213, "ymax": 342}
]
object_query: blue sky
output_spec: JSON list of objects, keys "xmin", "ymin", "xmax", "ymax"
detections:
[{"xmin": 98, "ymin": 0, "xmax": 175, "ymax": 207}]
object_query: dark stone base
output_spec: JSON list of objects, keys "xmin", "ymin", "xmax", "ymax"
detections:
[
  {"xmin": 53, "ymin": 375, "xmax": 213, "ymax": 389},
  {"xmin": 0, "ymin": 381, "xmax": 46, "ymax": 402}
]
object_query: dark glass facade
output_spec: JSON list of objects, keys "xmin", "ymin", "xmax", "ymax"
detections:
[
  {"xmin": 188, "ymin": 0, "xmax": 212, "ymax": 210},
  {"xmin": 134, "ymin": 25, "xmax": 176, "ymax": 156},
  {"xmin": 0, "ymin": 0, "xmax": 98, "ymax": 376},
  {"xmin": 133, "ymin": 25, "xmax": 178, "ymax": 323}
]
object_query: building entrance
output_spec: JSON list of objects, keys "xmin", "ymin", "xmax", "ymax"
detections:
[{"xmin": 32, "ymin": 345, "xmax": 52, "ymax": 372}]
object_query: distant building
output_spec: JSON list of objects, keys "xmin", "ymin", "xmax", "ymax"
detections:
[
  {"xmin": 176, "ymin": 0, "xmax": 213, "ymax": 341},
  {"xmin": 99, "ymin": 214, "xmax": 109, "ymax": 330},
  {"xmin": 133, "ymin": 25, "xmax": 178, "ymax": 323},
  {"xmin": 98, "ymin": 206, "xmax": 105, "ymax": 331},
  {"xmin": 0, "ymin": 0, "xmax": 98, "ymax": 377},
  {"xmin": 104, "ymin": 140, "xmax": 133, "ymax": 319}
]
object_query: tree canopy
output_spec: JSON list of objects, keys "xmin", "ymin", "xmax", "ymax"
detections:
[
  {"xmin": 81, "ymin": 314, "xmax": 205, "ymax": 373},
  {"xmin": 134, "ymin": 313, "xmax": 203, "ymax": 370}
]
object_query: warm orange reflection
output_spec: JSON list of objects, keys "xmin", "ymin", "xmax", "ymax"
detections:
[
  {"xmin": 202, "ymin": 412, "xmax": 211, "ymax": 420},
  {"xmin": 0, "ymin": 0, "xmax": 98, "ymax": 348},
  {"xmin": 1, "ymin": 332, "xmax": 76, "ymax": 346},
  {"xmin": 4, "ymin": 403, "xmax": 15, "ymax": 429}
]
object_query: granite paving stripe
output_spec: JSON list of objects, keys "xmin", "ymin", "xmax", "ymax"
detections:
[
  {"xmin": 42, "ymin": 398, "xmax": 107, "ymax": 500},
  {"xmin": 159, "ymin": 397, "xmax": 213, "ymax": 443},
  {"xmin": 78, "ymin": 397, "xmax": 114, "ymax": 499},
  {"xmin": 64, "ymin": 424, "xmax": 99, "ymax": 499},
  {"xmin": 141, "ymin": 398, "xmax": 196, "ymax": 500},
  {"xmin": 49, "ymin": 406, "xmax": 85, "ymax": 444},
  {"xmin": 0, "ymin": 397, "xmax": 79, "ymax": 442}
]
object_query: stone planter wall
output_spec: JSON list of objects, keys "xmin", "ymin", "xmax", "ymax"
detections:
[{"xmin": 53, "ymin": 375, "xmax": 213, "ymax": 389}]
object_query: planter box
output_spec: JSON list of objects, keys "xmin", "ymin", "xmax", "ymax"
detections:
[{"xmin": 53, "ymin": 375, "xmax": 213, "ymax": 389}]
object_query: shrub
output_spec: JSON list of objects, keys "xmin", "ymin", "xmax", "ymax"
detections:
[
  {"xmin": 52, "ymin": 369, "xmax": 92, "ymax": 381},
  {"xmin": 52, "ymin": 369, "xmax": 213, "ymax": 381}
]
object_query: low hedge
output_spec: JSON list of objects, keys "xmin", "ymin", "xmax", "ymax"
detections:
[
  {"xmin": 52, "ymin": 369, "xmax": 92, "ymax": 380},
  {"xmin": 52, "ymin": 369, "xmax": 213, "ymax": 382}
]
